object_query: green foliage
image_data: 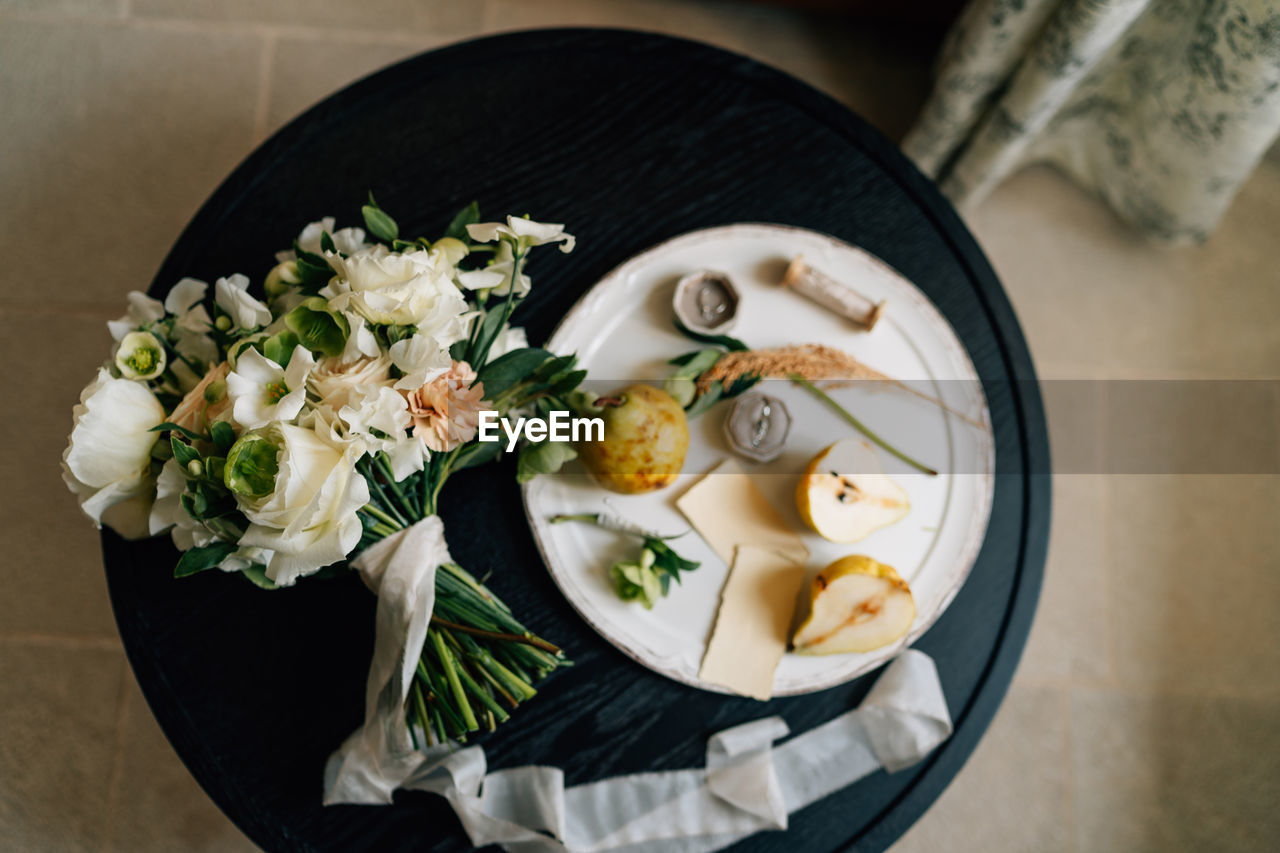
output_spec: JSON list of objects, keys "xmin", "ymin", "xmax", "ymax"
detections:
[
  {"xmin": 475, "ymin": 347, "xmax": 553, "ymax": 397},
  {"xmin": 362, "ymin": 193, "xmax": 400, "ymax": 243},
  {"xmin": 239, "ymin": 564, "xmax": 279, "ymax": 590},
  {"xmin": 516, "ymin": 439, "xmax": 577, "ymax": 483},
  {"xmin": 150, "ymin": 421, "xmax": 210, "ymax": 443},
  {"xmin": 173, "ymin": 541, "xmax": 237, "ymax": 577},
  {"xmin": 170, "ymin": 435, "xmax": 200, "ymax": 468},
  {"xmin": 672, "ymin": 319, "xmax": 749, "ymax": 352},
  {"xmin": 444, "ymin": 201, "xmax": 481, "ymax": 243},
  {"xmin": 608, "ymin": 538, "xmax": 699, "ymax": 609},
  {"xmin": 292, "ymin": 243, "xmax": 334, "ymax": 292},
  {"xmin": 262, "ymin": 330, "xmax": 300, "ymax": 367},
  {"xmin": 285, "ymin": 297, "xmax": 350, "ymax": 358},
  {"xmin": 210, "ymin": 421, "xmax": 236, "ymax": 453}
]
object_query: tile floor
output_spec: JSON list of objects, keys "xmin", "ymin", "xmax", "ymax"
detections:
[{"xmin": 1, "ymin": 1, "xmax": 1276, "ymax": 851}]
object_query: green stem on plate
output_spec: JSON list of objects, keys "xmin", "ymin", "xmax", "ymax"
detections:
[{"xmin": 789, "ymin": 373, "xmax": 939, "ymax": 476}]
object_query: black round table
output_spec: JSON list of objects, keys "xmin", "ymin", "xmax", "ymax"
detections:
[{"xmin": 105, "ymin": 29, "xmax": 1051, "ymax": 853}]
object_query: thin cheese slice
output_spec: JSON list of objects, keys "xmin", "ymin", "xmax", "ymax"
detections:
[
  {"xmin": 699, "ymin": 545, "xmax": 806, "ymax": 700},
  {"xmin": 676, "ymin": 458, "xmax": 809, "ymax": 566}
]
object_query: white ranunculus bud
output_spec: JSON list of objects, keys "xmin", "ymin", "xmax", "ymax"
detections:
[{"xmin": 227, "ymin": 422, "xmax": 370, "ymax": 586}]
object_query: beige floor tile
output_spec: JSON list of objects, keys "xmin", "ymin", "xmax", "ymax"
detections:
[
  {"xmin": 0, "ymin": 311, "xmax": 121, "ymax": 636},
  {"xmin": 1016, "ymin": 475, "xmax": 1112, "ymax": 686},
  {"xmin": 131, "ymin": 0, "xmax": 483, "ymax": 34},
  {"xmin": 107, "ymin": 674, "xmax": 257, "ymax": 852},
  {"xmin": 1107, "ymin": 475, "xmax": 1280, "ymax": 698},
  {"xmin": 1071, "ymin": 688, "xmax": 1280, "ymax": 851},
  {"xmin": 265, "ymin": 37, "xmax": 450, "ymax": 135},
  {"xmin": 0, "ymin": 644, "xmax": 126, "ymax": 851},
  {"xmin": 890, "ymin": 686, "xmax": 1071, "ymax": 853},
  {"xmin": 968, "ymin": 164, "xmax": 1280, "ymax": 379},
  {"xmin": 0, "ymin": 20, "xmax": 261, "ymax": 309},
  {"xmin": 0, "ymin": 0, "xmax": 123, "ymax": 15}
]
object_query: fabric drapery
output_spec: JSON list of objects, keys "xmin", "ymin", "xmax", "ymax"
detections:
[{"xmin": 904, "ymin": 0, "xmax": 1280, "ymax": 242}]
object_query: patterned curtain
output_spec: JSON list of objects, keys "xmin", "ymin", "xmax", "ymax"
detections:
[{"xmin": 903, "ymin": 0, "xmax": 1280, "ymax": 242}]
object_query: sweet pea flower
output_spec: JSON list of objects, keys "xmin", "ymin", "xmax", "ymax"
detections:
[
  {"xmin": 227, "ymin": 345, "xmax": 315, "ymax": 429},
  {"xmin": 388, "ymin": 333, "xmax": 451, "ymax": 391},
  {"xmin": 215, "ymin": 273, "xmax": 272, "ymax": 330},
  {"xmin": 107, "ymin": 291, "xmax": 166, "ymax": 342},
  {"xmin": 165, "ymin": 277, "xmax": 219, "ymax": 366},
  {"xmin": 466, "ymin": 216, "xmax": 575, "ymax": 253}
]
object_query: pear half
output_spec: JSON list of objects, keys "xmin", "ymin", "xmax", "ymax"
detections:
[
  {"xmin": 792, "ymin": 556, "xmax": 915, "ymax": 654},
  {"xmin": 795, "ymin": 438, "xmax": 909, "ymax": 542}
]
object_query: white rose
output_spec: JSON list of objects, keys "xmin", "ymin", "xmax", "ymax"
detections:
[
  {"xmin": 308, "ymin": 353, "xmax": 393, "ymax": 413},
  {"xmin": 228, "ymin": 423, "xmax": 370, "ymax": 586},
  {"xmin": 62, "ymin": 368, "xmax": 165, "ymax": 538},
  {"xmin": 324, "ymin": 245, "xmax": 469, "ymax": 341}
]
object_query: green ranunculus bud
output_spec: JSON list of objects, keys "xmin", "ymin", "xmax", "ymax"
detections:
[
  {"xmin": 203, "ymin": 379, "xmax": 226, "ymax": 404},
  {"xmin": 215, "ymin": 315, "xmax": 233, "ymax": 332},
  {"xmin": 224, "ymin": 432, "xmax": 280, "ymax": 499},
  {"xmin": 284, "ymin": 297, "xmax": 350, "ymax": 358},
  {"xmin": 264, "ymin": 260, "xmax": 302, "ymax": 297},
  {"xmin": 115, "ymin": 331, "xmax": 167, "ymax": 381}
]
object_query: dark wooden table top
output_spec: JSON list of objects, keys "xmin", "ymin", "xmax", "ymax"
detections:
[{"xmin": 103, "ymin": 28, "xmax": 1051, "ymax": 853}]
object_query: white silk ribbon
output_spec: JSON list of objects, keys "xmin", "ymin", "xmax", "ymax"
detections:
[{"xmin": 323, "ymin": 516, "xmax": 953, "ymax": 852}]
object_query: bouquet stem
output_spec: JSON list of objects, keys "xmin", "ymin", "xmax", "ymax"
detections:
[{"xmin": 358, "ymin": 457, "xmax": 570, "ymax": 746}]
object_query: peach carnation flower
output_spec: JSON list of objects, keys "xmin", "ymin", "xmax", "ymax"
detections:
[
  {"xmin": 169, "ymin": 361, "xmax": 233, "ymax": 434},
  {"xmin": 406, "ymin": 360, "xmax": 487, "ymax": 452}
]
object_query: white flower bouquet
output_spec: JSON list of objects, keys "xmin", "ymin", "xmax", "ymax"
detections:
[{"xmin": 63, "ymin": 197, "xmax": 590, "ymax": 756}]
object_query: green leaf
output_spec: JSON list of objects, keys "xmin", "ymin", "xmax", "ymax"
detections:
[
  {"xmin": 210, "ymin": 421, "xmax": 236, "ymax": 453},
  {"xmin": 240, "ymin": 563, "xmax": 279, "ymax": 589},
  {"xmin": 170, "ymin": 436, "xmax": 200, "ymax": 468},
  {"xmin": 550, "ymin": 368, "xmax": 587, "ymax": 395},
  {"xmin": 262, "ymin": 330, "xmax": 300, "ymax": 367},
  {"xmin": 684, "ymin": 380, "xmax": 724, "ymax": 418},
  {"xmin": 516, "ymin": 440, "xmax": 577, "ymax": 483},
  {"xmin": 475, "ymin": 347, "xmax": 553, "ymax": 397},
  {"xmin": 292, "ymin": 242, "xmax": 334, "ymax": 292},
  {"xmin": 319, "ymin": 231, "xmax": 337, "ymax": 254},
  {"xmin": 174, "ymin": 542, "xmax": 237, "ymax": 577},
  {"xmin": 669, "ymin": 348, "xmax": 722, "ymax": 376},
  {"xmin": 466, "ymin": 299, "xmax": 514, "ymax": 366},
  {"xmin": 672, "ymin": 319, "xmax": 749, "ymax": 352},
  {"xmin": 533, "ymin": 353, "xmax": 577, "ymax": 381},
  {"xmin": 150, "ymin": 421, "xmax": 211, "ymax": 443},
  {"xmin": 362, "ymin": 203, "xmax": 399, "ymax": 243},
  {"xmin": 449, "ymin": 339, "xmax": 468, "ymax": 361},
  {"xmin": 722, "ymin": 373, "xmax": 760, "ymax": 399},
  {"xmin": 444, "ymin": 201, "xmax": 481, "ymax": 242},
  {"xmin": 285, "ymin": 297, "xmax": 350, "ymax": 358},
  {"xmin": 451, "ymin": 439, "xmax": 502, "ymax": 472}
]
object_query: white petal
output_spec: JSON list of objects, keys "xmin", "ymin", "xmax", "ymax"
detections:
[{"xmin": 165, "ymin": 277, "xmax": 208, "ymax": 315}]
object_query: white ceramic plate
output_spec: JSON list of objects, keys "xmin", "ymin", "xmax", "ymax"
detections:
[{"xmin": 521, "ymin": 224, "xmax": 994, "ymax": 696}]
